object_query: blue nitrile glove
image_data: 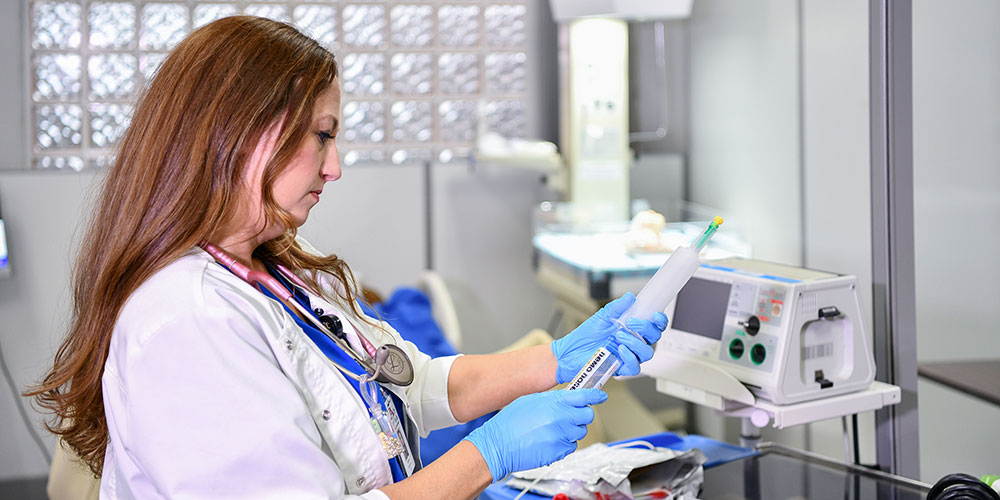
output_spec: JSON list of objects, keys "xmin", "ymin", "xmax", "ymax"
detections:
[
  {"xmin": 551, "ymin": 292, "xmax": 669, "ymax": 384},
  {"xmin": 464, "ymin": 389, "xmax": 607, "ymax": 482}
]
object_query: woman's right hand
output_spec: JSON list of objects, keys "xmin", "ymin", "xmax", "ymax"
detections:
[{"xmin": 463, "ymin": 389, "xmax": 607, "ymax": 482}]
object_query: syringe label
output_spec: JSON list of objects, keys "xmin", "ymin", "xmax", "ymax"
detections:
[{"xmin": 566, "ymin": 347, "xmax": 612, "ymax": 390}]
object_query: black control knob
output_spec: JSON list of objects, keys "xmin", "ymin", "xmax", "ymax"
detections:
[
  {"xmin": 729, "ymin": 338, "xmax": 745, "ymax": 360},
  {"xmin": 738, "ymin": 315, "xmax": 761, "ymax": 336},
  {"xmin": 750, "ymin": 344, "xmax": 767, "ymax": 365}
]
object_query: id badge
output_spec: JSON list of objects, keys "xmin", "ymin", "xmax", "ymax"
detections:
[
  {"xmin": 381, "ymin": 388, "xmax": 416, "ymax": 476},
  {"xmin": 370, "ymin": 412, "xmax": 404, "ymax": 460}
]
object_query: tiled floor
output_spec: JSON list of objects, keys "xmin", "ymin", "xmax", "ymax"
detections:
[{"xmin": 0, "ymin": 477, "xmax": 47, "ymax": 500}]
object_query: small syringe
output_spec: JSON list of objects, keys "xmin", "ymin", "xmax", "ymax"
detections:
[{"xmin": 565, "ymin": 217, "xmax": 724, "ymax": 391}]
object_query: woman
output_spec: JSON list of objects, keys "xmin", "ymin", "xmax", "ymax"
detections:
[{"xmin": 27, "ymin": 17, "xmax": 667, "ymax": 499}]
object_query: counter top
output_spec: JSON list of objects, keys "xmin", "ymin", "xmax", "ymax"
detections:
[{"xmin": 918, "ymin": 359, "xmax": 1000, "ymax": 406}]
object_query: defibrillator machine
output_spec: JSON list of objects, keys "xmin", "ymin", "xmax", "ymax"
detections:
[{"xmin": 650, "ymin": 258, "xmax": 875, "ymax": 406}]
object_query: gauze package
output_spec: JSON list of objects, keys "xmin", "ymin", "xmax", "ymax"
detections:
[{"xmin": 506, "ymin": 443, "xmax": 706, "ymax": 499}]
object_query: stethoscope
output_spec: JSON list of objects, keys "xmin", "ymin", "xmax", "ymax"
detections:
[{"xmin": 199, "ymin": 241, "xmax": 414, "ymax": 387}]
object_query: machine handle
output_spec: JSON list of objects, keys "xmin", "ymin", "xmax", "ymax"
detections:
[{"xmin": 818, "ymin": 306, "xmax": 842, "ymax": 319}]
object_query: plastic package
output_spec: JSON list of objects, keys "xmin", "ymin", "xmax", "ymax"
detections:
[{"xmin": 506, "ymin": 443, "xmax": 706, "ymax": 500}]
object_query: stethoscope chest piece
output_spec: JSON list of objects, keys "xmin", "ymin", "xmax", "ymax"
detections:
[{"xmin": 374, "ymin": 344, "xmax": 414, "ymax": 386}]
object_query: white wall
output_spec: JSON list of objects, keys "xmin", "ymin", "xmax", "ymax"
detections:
[
  {"xmin": 298, "ymin": 165, "xmax": 427, "ymax": 298},
  {"xmin": 0, "ymin": 1, "xmax": 25, "ymax": 170},
  {"xmin": 687, "ymin": 0, "xmax": 804, "ymax": 266},
  {"xmin": 912, "ymin": 0, "xmax": 1000, "ymax": 481},
  {"xmin": 429, "ymin": 163, "xmax": 558, "ymax": 354},
  {"xmin": 0, "ymin": 171, "xmax": 101, "ymax": 479}
]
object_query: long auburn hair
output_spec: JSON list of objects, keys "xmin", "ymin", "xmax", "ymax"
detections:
[{"xmin": 25, "ymin": 16, "xmax": 366, "ymax": 476}]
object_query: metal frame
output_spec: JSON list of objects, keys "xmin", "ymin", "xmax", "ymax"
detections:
[{"xmin": 869, "ymin": 0, "xmax": 919, "ymax": 478}]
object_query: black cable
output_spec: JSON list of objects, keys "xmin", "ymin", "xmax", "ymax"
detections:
[
  {"xmin": 851, "ymin": 413, "xmax": 860, "ymax": 465},
  {"xmin": 0, "ymin": 336, "xmax": 52, "ymax": 464},
  {"xmin": 927, "ymin": 473, "xmax": 1000, "ymax": 500}
]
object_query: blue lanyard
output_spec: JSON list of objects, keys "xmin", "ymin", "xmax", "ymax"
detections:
[{"xmin": 259, "ymin": 266, "xmax": 408, "ymax": 482}]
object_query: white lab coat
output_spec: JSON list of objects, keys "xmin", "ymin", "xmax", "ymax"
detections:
[{"xmin": 100, "ymin": 242, "xmax": 461, "ymax": 499}]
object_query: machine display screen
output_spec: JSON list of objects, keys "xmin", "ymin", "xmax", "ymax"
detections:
[
  {"xmin": 0, "ymin": 219, "xmax": 7, "ymax": 271},
  {"xmin": 671, "ymin": 277, "xmax": 732, "ymax": 340}
]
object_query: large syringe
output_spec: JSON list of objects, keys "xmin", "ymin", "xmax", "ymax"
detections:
[{"xmin": 565, "ymin": 217, "xmax": 724, "ymax": 391}]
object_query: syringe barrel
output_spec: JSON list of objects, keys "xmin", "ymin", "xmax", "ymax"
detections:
[
  {"xmin": 564, "ymin": 344, "xmax": 622, "ymax": 391},
  {"xmin": 565, "ymin": 219, "xmax": 721, "ymax": 392},
  {"xmin": 565, "ymin": 247, "xmax": 700, "ymax": 392},
  {"xmin": 619, "ymin": 246, "xmax": 701, "ymax": 324}
]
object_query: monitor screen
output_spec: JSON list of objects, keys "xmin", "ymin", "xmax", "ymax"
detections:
[
  {"xmin": 671, "ymin": 277, "xmax": 732, "ymax": 340},
  {"xmin": 0, "ymin": 219, "xmax": 7, "ymax": 271}
]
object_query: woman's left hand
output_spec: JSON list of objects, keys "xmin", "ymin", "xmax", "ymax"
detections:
[{"xmin": 551, "ymin": 293, "xmax": 669, "ymax": 384}]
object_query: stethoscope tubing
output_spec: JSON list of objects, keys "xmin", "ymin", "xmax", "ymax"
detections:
[
  {"xmin": 199, "ymin": 241, "xmax": 379, "ymax": 383},
  {"xmin": 273, "ymin": 262, "xmax": 382, "ymax": 360}
]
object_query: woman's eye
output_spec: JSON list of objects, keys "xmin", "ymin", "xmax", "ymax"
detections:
[{"xmin": 317, "ymin": 131, "xmax": 334, "ymax": 146}]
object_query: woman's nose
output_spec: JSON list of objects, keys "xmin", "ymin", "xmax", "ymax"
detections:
[{"xmin": 322, "ymin": 144, "xmax": 342, "ymax": 182}]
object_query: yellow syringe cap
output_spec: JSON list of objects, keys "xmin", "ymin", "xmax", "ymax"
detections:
[{"xmin": 714, "ymin": 216, "xmax": 724, "ymax": 225}]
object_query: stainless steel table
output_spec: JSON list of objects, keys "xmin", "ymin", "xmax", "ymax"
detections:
[{"xmin": 700, "ymin": 444, "xmax": 930, "ymax": 500}]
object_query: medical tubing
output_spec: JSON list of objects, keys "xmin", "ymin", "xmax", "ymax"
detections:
[{"xmin": 565, "ymin": 218, "xmax": 722, "ymax": 391}]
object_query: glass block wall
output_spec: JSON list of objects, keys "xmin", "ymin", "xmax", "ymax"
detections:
[{"xmin": 28, "ymin": 1, "xmax": 529, "ymax": 169}]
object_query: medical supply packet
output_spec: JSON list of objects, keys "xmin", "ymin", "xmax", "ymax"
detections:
[{"xmin": 506, "ymin": 443, "xmax": 706, "ymax": 500}]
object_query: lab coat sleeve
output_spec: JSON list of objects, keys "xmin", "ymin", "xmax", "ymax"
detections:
[
  {"xmin": 376, "ymin": 321, "xmax": 462, "ymax": 436},
  {"xmin": 113, "ymin": 307, "xmax": 389, "ymax": 500}
]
